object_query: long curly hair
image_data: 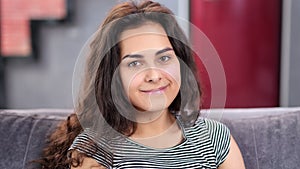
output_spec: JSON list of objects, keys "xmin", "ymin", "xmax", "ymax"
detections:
[{"xmin": 34, "ymin": 0, "xmax": 201, "ymax": 168}]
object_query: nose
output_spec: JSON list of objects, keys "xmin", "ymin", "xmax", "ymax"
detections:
[{"xmin": 144, "ymin": 68, "xmax": 162, "ymax": 83}]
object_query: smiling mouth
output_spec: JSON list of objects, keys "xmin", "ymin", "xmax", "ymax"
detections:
[{"xmin": 140, "ymin": 85, "xmax": 169, "ymax": 94}]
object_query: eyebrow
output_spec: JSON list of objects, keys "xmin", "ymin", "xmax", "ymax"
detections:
[
  {"xmin": 155, "ymin": 47, "xmax": 173, "ymax": 55},
  {"xmin": 121, "ymin": 47, "xmax": 173, "ymax": 60}
]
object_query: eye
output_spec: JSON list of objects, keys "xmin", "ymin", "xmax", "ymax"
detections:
[
  {"xmin": 128, "ymin": 61, "xmax": 142, "ymax": 67},
  {"xmin": 159, "ymin": 55, "xmax": 171, "ymax": 62}
]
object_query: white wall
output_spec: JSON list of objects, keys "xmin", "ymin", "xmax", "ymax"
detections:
[{"xmin": 280, "ymin": 0, "xmax": 300, "ymax": 106}]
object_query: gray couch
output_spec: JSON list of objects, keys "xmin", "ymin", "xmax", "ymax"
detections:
[{"xmin": 0, "ymin": 108, "xmax": 299, "ymax": 169}]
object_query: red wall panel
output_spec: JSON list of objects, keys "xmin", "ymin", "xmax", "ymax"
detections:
[{"xmin": 190, "ymin": 0, "xmax": 281, "ymax": 108}]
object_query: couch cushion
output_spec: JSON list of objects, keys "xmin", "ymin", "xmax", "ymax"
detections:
[
  {"xmin": 0, "ymin": 109, "xmax": 70, "ymax": 169},
  {"xmin": 1, "ymin": 108, "xmax": 299, "ymax": 169},
  {"xmin": 222, "ymin": 110, "xmax": 300, "ymax": 169}
]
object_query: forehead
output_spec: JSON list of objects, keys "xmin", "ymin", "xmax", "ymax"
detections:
[{"xmin": 119, "ymin": 22, "xmax": 172, "ymax": 57}]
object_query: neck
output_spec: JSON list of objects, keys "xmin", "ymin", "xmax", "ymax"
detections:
[{"xmin": 132, "ymin": 109, "xmax": 176, "ymax": 138}]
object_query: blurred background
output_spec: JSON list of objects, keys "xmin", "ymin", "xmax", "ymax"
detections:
[{"xmin": 0, "ymin": 0, "xmax": 299, "ymax": 109}]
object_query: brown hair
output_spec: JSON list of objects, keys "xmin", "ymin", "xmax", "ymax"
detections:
[
  {"xmin": 35, "ymin": 0, "xmax": 201, "ymax": 168},
  {"xmin": 33, "ymin": 114, "xmax": 83, "ymax": 168}
]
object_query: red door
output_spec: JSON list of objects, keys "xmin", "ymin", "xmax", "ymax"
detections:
[{"xmin": 190, "ymin": 0, "xmax": 281, "ymax": 108}]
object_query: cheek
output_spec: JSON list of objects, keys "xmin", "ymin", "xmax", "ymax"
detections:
[
  {"xmin": 163, "ymin": 61, "xmax": 181, "ymax": 87},
  {"xmin": 120, "ymin": 70, "xmax": 143, "ymax": 97}
]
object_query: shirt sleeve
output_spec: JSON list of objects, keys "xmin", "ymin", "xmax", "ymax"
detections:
[
  {"xmin": 68, "ymin": 129, "xmax": 113, "ymax": 168},
  {"xmin": 204, "ymin": 118, "xmax": 231, "ymax": 166}
]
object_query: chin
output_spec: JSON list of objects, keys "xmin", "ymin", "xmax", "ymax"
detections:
[{"xmin": 135, "ymin": 104, "xmax": 169, "ymax": 113}]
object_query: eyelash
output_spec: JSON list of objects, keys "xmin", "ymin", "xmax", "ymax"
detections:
[
  {"xmin": 128, "ymin": 61, "xmax": 141, "ymax": 67},
  {"xmin": 159, "ymin": 55, "xmax": 171, "ymax": 62},
  {"xmin": 127, "ymin": 55, "xmax": 172, "ymax": 67}
]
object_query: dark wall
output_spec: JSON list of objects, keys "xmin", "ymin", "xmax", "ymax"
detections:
[
  {"xmin": 3, "ymin": 0, "xmax": 116, "ymax": 108},
  {"xmin": 2, "ymin": 0, "xmax": 181, "ymax": 109}
]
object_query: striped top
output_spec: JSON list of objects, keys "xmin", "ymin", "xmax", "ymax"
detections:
[{"xmin": 70, "ymin": 117, "xmax": 231, "ymax": 169}]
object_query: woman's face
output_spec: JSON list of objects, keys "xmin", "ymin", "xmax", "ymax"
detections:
[{"xmin": 119, "ymin": 22, "xmax": 181, "ymax": 114}]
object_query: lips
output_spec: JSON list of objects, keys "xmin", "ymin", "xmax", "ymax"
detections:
[{"xmin": 140, "ymin": 84, "xmax": 169, "ymax": 94}]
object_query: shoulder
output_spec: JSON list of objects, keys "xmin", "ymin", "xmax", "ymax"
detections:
[
  {"xmin": 195, "ymin": 118, "xmax": 231, "ymax": 166},
  {"xmin": 69, "ymin": 129, "xmax": 114, "ymax": 168},
  {"xmin": 193, "ymin": 117, "xmax": 230, "ymax": 136},
  {"xmin": 201, "ymin": 118, "xmax": 230, "ymax": 136},
  {"xmin": 70, "ymin": 150, "xmax": 106, "ymax": 169}
]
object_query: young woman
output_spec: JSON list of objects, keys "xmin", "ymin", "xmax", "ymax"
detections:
[{"xmin": 37, "ymin": 1, "xmax": 245, "ymax": 168}]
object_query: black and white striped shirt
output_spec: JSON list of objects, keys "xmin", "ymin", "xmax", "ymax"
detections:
[{"xmin": 70, "ymin": 117, "xmax": 231, "ymax": 169}]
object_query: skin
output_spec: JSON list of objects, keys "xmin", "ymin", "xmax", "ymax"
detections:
[
  {"xmin": 72, "ymin": 22, "xmax": 245, "ymax": 169},
  {"xmin": 118, "ymin": 22, "xmax": 181, "ymax": 137},
  {"xmin": 219, "ymin": 136, "xmax": 246, "ymax": 169}
]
